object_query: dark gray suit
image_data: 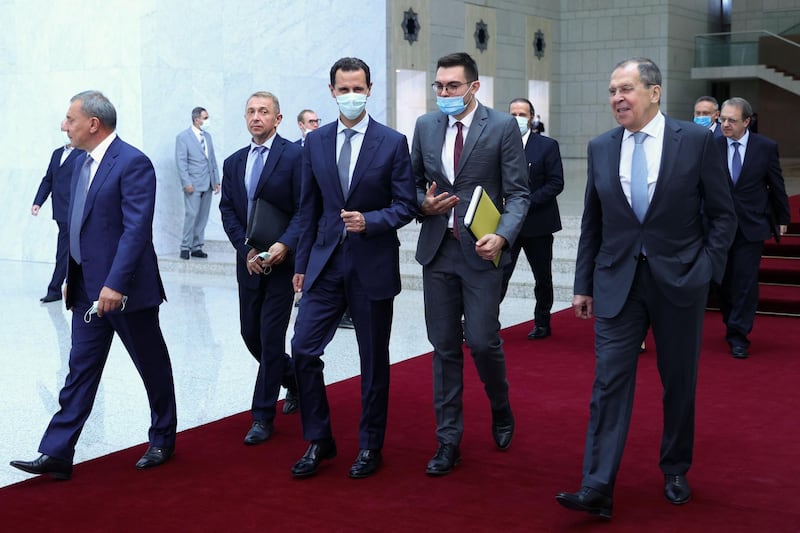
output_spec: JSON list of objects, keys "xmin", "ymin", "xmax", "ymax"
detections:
[
  {"xmin": 175, "ymin": 127, "xmax": 220, "ymax": 252},
  {"xmin": 574, "ymin": 115, "xmax": 736, "ymax": 495},
  {"xmin": 412, "ymin": 102, "xmax": 529, "ymax": 445}
]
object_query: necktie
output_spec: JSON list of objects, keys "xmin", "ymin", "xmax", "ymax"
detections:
[
  {"xmin": 630, "ymin": 131, "xmax": 649, "ymax": 223},
  {"xmin": 451, "ymin": 122, "xmax": 464, "ymax": 239},
  {"xmin": 199, "ymin": 132, "xmax": 207, "ymax": 158},
  {"xmin": 247, "ymin": 146, "xmax": 266, "ymax": 215},
  {"xmin": 731, "ymin": 141, "xmax": 742, "ymax": 184},
  {"xmin": 69, "ymin": 155, "xmax": 93, "ymax": 264},
  {"xmin": 338, "ymin": 129, "xmax": 356, "ymax": 198}
]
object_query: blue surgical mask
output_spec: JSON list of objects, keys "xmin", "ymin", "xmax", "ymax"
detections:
[
  {"xmin": 515, "ymin": 116, "xmax": 529, "ymax": 135},
  {"xmin": 436, "ymin": 83, "xmax": 475, "ymax": 116},
  {"xmin": 336, "ymin": 93, "xmax": 368, "ymax": 121},
  {"xmin": 693, "ymin": 116, "xmax": 712, "ymax": 128}
]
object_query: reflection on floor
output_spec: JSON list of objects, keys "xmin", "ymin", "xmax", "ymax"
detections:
[{"xmin": 0, "ymin": 260, "xmax": 564, "ymax": 487}]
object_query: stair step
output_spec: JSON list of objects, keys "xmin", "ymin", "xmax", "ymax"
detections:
[
  {"xmin": 758, "ymin": 257, "xmax": 800, "ymax": 284},
  {"xmin": 763, "ymin": 235, "xmax": 800, "ymax": 257},
  {"xmin": 757, "ymin": 284, "xmax": 800, "ymax": 316}
]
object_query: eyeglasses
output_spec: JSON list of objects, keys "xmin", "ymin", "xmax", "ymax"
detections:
[
  {"xmin": 431, "ymin": 81, "xmax": 471, "ymax": 95},
  {"xmin": 308, "ymin": 119, "xmax": 321, "ymax": 125},
  {"xmin": 719, "ymin": 117, "xmax": 743, "ymax": 124}
]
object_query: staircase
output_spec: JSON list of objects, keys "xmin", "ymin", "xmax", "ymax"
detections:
[{"xmin": 758, "ymin": 195, "xmax": 800, "ymax": 316}]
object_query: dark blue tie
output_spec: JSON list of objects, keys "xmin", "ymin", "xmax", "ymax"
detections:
[
  {"xmin": 731, "ymin": 141, "xmax": 742, "ymax": 184},
  {"xmin": 630, "ymin": 131, "xmax": 649, "ymax": 223},
  {"xmin": 69, "ymin": 155, "xmax": 92, "ymax": 264}
]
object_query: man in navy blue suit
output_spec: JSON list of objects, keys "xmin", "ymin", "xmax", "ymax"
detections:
[
  {"xmin": 556, "ymin": 59, "xmax": 736, "ymax": 518},
  {"xmin": 715, "ymin": 97, "xmax": 790, "ymax": 358},
  {"xmin": 290, "ymin": 57, "xmax": 416, "ymax": 479},
  {"xmin": 501, "ymin": 97, "xmax": 564, "ymax": 340},
  {"xmin": 11, "ymin": 91, "xmax": 178, "ymax": 480},
  {"xmin": 31, "ymin": 122, "xmax": 83, "ymax": 302},
  {"xmin": 219, "ymin": 91, "xmax": 302, "ymax": 445}
]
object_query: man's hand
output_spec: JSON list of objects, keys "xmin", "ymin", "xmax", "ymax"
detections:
[
  {"xmin": 420, "ymin": 182, "xmax": 459, "ymax": 216},
  {"xmin": 341, "ymin": 209, "xmax": 367, "ymax": 233},
  {"xmin": 246, "ymin": 248, "xmax": 267, "ymax": 275},
  {"xmin": 97, "ymin": 286, "xmax": 124, "ymax": 317},
  {"xmin": 264, "ymin": 242, "xmax": 289, "ymax": 266},
  {"xmin": 293, "ymin": 274, "xmax": 305, "ymax": 293},
  {"xmin": 572, "ymin": 294, "xmax": 594, "ymax": 320},
  {"xmin": 31, "ymin": 205, "xmax": 41, "ymax": 216},
  {"xmin": 184, "ymin": 184, "xmax": 195, "ymax": 194},
  {"xmin": 475, "ymin": 234, "xmax": 506, "ymax": 262},
  {"xmin": 213, "ymin": 184, "xmax": 221, "ymax": 194}
]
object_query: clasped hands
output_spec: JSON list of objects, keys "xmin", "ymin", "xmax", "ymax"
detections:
[
  {"xmin": 247, "ymin": 242, "xmax": 289, "ymax": 275},
  {"xmin": 421, "ymin": 182, "xmax": 505, "ymax": 262}
]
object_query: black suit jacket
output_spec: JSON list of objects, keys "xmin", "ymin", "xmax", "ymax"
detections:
[
  {"xmin": 33, "ymin": 146, "xmax": 83, "ymax": 222},
  {"xmin": 574, "ymin": 116, "xmax": 737, "ymax": 318},
  {"xmin": 518, "ymin": 133, "xmax": 563, "ymax": 237},
  {"xmin": 716, "ymin": 132, "xmax": 790, "ymax": 243},
  {"xmin": 219, "ymin": 134, "xmax": 303, "ymax": 288}
]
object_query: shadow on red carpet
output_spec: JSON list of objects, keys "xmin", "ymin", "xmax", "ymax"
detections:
[{"xmin": 2, "ymin": 310, "xmax": 799, "ymax": 532}]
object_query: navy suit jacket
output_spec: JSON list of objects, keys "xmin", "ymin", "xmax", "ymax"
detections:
[
  {"xmin": 574, "ymin": 116, "xmax": 737, "ymax": 318},
  {"xmin": 519, "ymin": 133, "xmax": 563, "ymax": 237},
  {"xmin": 716, "ymin": 132, "xmax": 790, "ymax": 243},
  {"xmin": 294, "ymin": 118, "xmax": 417, "ymax": 300},
  {"xmin": 33, "ymin": 146, "xmax": 83, "ymax": 222},
  {"xmin": 66, "ymin": 136, "xmax": 166, "ymax": 312},
  {"xmin": 219, "ymin": 134, "xmax": 303, "ymax": 288}
]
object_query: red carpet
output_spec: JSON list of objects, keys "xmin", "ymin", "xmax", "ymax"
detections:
[{"xmin": 2, "ymin": 310, "xmax": 799, "ymax": 532}]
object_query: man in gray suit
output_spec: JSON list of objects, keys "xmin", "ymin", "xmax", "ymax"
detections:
[
  {"xmin": 175, "ymin": 106, "xmax": 220, "ymax": 259},
  {"xmin": 412, "ymin": 52, "xmax": 529, "ymax": 476},
  {"xmin": 555, "ymin": 58, "xmax": 736, "ymax": 519}
]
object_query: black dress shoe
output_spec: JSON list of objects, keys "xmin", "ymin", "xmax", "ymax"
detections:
[
  {"xmin": 425, "ymin": 443, "xmax": 461, "ymax": 476},
  {"xmin": 731, "ymin": 345, "xmax": 749, "ymax": 359},
  {"xmin": 180, "ymin": 250, "xmax": 190, "ymax": 260},
  {"xmin": 348, "ymin": 449, "xmax": 382, "ymax": 479},
  {"xmin": 291, "ymin": 439, "xmax": 337, "ymax": 478},
  {"xmin": 244, "ymin": 420, "xmax": 273, "ymax": 445},
  {"xmin": 491, "ymin": 408, "xmax": 515, "ymax": 450},
  {"xmin": 664, "ymin": 474, "xmax": 691, "ymax": 505},
  {"xmin": 135, "ymin": 446, "xmax": 174, "ymax": 469},
  {"xmin": 282, "ymin": 387, "xmax": 298, "ymax": 415},
  {"xmin": 10, "ymin": 454, "xmax": 72, "ymax": 480},
  {"xmin": 40, "ymin": 293, "xmax": 62, "ymax": 303},
  {"xmin": 527, "ymin": 325, "xmax": 551, "ymax": 340},
  {"xmin": 556, "ymin": 486, "xmax": 613, "ymax": 519},
  {"xmin": 190, "ymin": 250, "xmax": 208, "ymax": 258}
]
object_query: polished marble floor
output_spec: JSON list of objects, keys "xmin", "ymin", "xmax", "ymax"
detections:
[{"xmin": 0, "ymin": 259, "xmax": 563, "ymax": 488}]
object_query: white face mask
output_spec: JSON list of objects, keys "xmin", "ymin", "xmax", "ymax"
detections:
[
  {"xmin": 200, "ymin": 118, "xmax": 210, "ymax": 130},
  {"xmin": 336, "ymin": 93, "xmax": 368, "ymax": 121},
  {"xmin": 515, "ymin": 116, "xmax": 530, "ymax": 135}
]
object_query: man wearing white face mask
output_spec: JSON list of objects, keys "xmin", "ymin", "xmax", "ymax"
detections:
[
  {"xmin": 412, "ymin": 52, "xmax": 529, "ymax": 476},
  {"xmin": 501, "ymin": 98, "xmax": 564, "ymax": 341},
  {"xmin": 290, "ymin": 57, "xmax": 417, "ymax": 480}
]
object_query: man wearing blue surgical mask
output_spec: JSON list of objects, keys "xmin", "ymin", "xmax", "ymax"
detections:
[
  {"xmin": 693, "ymin": 96, "xmax": 723, "ymax": 137},
  {"xmin": 412, "ymin": 52, "xmax": 529, "ymax": 476},
  {"xmin": 289, "ymin": 57, "xmax": 417, "ymax": 480}
]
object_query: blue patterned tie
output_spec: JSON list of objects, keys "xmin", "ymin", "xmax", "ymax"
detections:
[
  {"xmin": 199, "ymin": 132, "xmax": 207, "ymax": 158},
  {"xmin": 338, "ymin": 129, "xmax": 356, "ymax": 198},
  {"xmin": 69, "ymin": 155, "xmax": 92, "ymax": 264},
  {"xmin": 630, "ymin": 131, "xmax": 649, "ymax": 223},
  {"xmin": 247, "ymin": 146, "xmax": 266, "ymax": 215},
  {"xmin": 731, "ymin": 141, "xmax": 742, "ymax": 184}
]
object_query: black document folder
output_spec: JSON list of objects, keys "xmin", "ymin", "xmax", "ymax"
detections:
[{"xmin": 245, "ymin": 198, "xmax": 291, "ymax": 251}]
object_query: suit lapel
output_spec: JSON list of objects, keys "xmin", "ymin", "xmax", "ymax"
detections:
[
  {"xmin": 348, "ymin": 118, "xmax": 382, "ymax": 199},
  {"xmin": 83, "ymin": 137, "xmax": 121, "ymax": 225},
  {"xmin": 321, "ymin": 124, "xmax": 344, "ymax": 202},
  {"xmin": 649, "ymin": 118, "xmax": 682, "ymax": 214},
  {"xmin": 255, "ymin": 135, "xmax": 284, "ymax": 197},
  {"xmin": 457, "ymin": 103, "xmax": 488, "ymax": 179},
  {"xmin": 607, "ymin": 127, "xmax": 625, "ymax": 205}
]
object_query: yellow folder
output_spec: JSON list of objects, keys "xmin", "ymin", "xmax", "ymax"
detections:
[{"xmin": 464, "ymin": 186, "xmax": 502, "ymax": 267}]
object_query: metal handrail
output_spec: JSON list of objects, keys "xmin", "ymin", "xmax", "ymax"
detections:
[{"xmin": 696, "ymin": 30, "xmax": 800, "ymax": 50}]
